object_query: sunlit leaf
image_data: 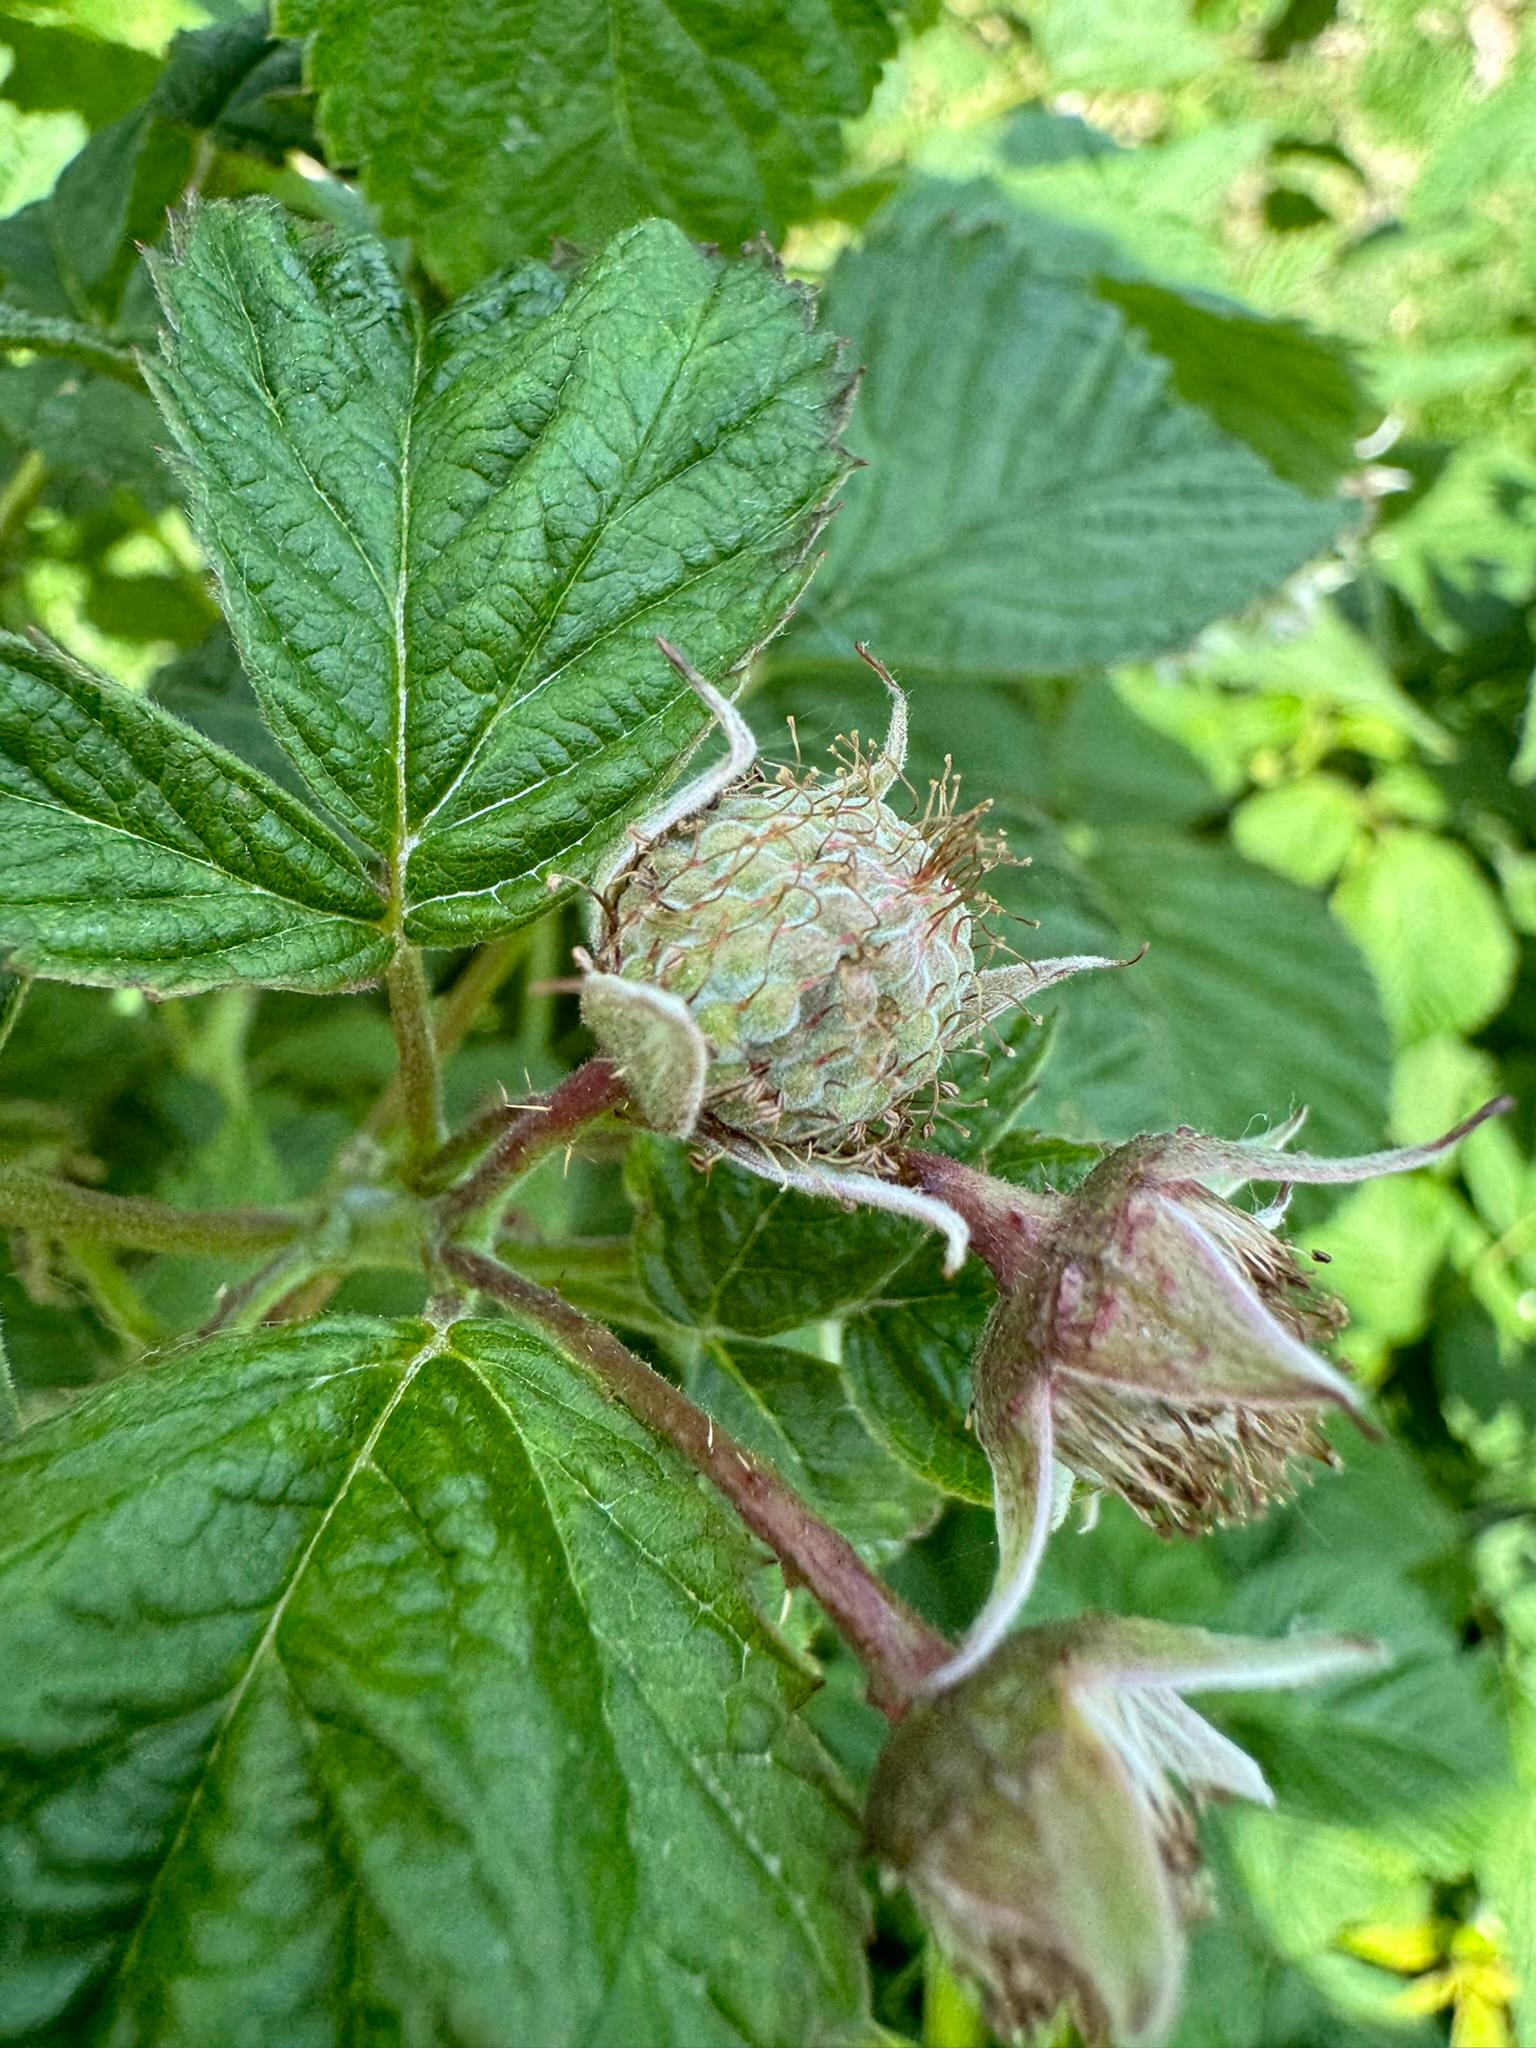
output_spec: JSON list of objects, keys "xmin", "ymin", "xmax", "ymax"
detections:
[
  {"xmin": 280, "ymin": 0, "xmax": 901, "ymax": 289},
  {"xmin": 149, "ymin": 202, "xmax": 851, "ymax": 938}
]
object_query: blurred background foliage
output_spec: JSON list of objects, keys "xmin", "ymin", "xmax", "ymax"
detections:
[{"xmin": 0, "ymin": 0, "xmax": 1531, "ymax": 2042}]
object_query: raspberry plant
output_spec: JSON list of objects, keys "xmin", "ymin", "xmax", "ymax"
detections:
[{"xmin": 0, "ymin": 10, "xmax": 1529, "ymax": 2048}]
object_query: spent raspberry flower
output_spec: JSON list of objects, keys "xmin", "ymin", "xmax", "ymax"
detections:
[
  {"xmin": 866, "ymin": 1615, "xmax": 1385, "ymax": 2047},
  {"xmin": 912, "ymin": 1098, "xmax": 1510, "ymax": 1683}
]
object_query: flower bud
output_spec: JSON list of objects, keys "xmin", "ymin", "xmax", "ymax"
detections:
[{"xmin": 866, "ymin": 1617, "xmax": 1384, "ymax": 2046}]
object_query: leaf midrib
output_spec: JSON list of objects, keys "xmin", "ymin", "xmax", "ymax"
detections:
[
  {"xmin": 463, "ymin": 1347, "xmax": 846, "ymax": 2018},
  {"xmin": 102, "ymin": 1329, "xmax": 448, "ymax": 2004},
  {"xmin": 412, "ymin": 254, "xmax": 729, "ymax": 836}
]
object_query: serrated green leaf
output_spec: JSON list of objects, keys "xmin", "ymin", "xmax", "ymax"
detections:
[
  {"xmin": 0, "ymin": 1314, "xmax": 871, "ymax": 2046},
  {"xmin": 1017, "ymin": 825, "xmax": 1393, "ymax": 1150},
  {"xmin": 279, "ymin": 0, "xmax": 901, "ymax": 291},
  {"xmin": 628, "ymin": 1134, "xmax": 917, "ymax": 1336},
  {"xmin": 148, "ymin": 202, "xmax": 851, "ymax": 938},
  {"xmin": 0, "ymin": 632, "xmax": 389, "ymax": 993},
  {"xmin": 688, "ymin": 1335, "xmax": 939, "ymax": 1562},
  {"xmin": 841, "ymin": 1242, "xmax": 994, "ymax": 1502},
  {"xmin": 1093, "ymin": 277, "xmax": 1369, "ymax": 497},
  {"xmin": 789, "ymin": 208, "xmax": 1345, "ymax": 681}
]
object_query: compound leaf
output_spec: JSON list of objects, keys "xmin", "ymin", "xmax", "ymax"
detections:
[
  {"xmin": 0, "ymin": 1315, "xmax": 870, "ymax": 2047},
  {"xmin": 149, "ymin": 201, "xmax": 850, "ymax": 936},
  {"xmin": 0, "ymin": 632, "xmax": 389, "ymax": 994}
]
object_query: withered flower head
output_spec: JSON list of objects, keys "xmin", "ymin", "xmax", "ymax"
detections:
[
  {"xmin": 867, "ymin": 1616, "xmax": 1384, "ymax": 2047},
  {"xmin": 920, "ymin": 1100, "xmax": 1509, "ymax": 1684}
]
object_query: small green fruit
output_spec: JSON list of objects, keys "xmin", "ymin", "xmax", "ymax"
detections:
[{"xmin": 595, "ymin": 759, "xmax": 986, "ymax": 1156}]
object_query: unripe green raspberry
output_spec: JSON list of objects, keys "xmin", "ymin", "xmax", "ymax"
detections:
[{"xmin": 596, "ymin": 763, "xmax": 984, "ymax": 1154}]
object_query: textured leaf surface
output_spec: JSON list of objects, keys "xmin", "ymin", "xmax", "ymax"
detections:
[
  {"xmin": 149, "ymin": 202, "xmax": 850, "ymax": 938},
  {"xmin": 840, "ymin": 1243, "xmax": 994, "ymax": 1502},
  {"xmin": 1016, "ymin": 826, "xmax": 1393, "ymax": 1151},
  {"xmin": 0, "ymin": 1316, "xmax": 870, "ymax": 2046},
  {"xmin": 628, "ymin": 1134, "xmax": 916, "ymax": 1336},
  {"xmin": 790, "ymin": 208, "xmax": 1344, "ymax": 679},
  {"xmin": 0, "ymin": 633, "xmax": 389, "ymax": 993},
  {"xmin": 279, "ymin": 0, "xmax": 900, "ymax": 290},
  {"xmin": 864, "ymin": 180, "xmax": 1367, "ymax": 500}
]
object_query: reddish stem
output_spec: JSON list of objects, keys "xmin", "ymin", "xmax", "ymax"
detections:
[
  {"xmin": 901, "ymin": 1149, "xmax": 1057, "ymax": 1291},
  {"xmin": 439, "ymin": 1243, "xmax": 952, "ymax": 1714},
  {"xmin": 437, "ymin": 1057, "xmax": 628, "ymax": 1232}
]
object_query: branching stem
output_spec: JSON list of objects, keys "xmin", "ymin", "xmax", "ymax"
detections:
[
  {"xmin": 0, "ymin": 1169, "xmax": 306, "ymax": 1259},
  {"xmin": 365, "ymin": 932, "xmax": 528, "ymax": 1139},
  {"xmin": 439, "ymin": 1243, "xmax": 952, "ymax": 1714},
  {"xmin": 437, "ymin": 1057, "xmax": 628, "ymax": 1232},
  {"xmin": 901, "ymin": 1148, "xmax": 1056, "ymax": 1290},
  {"xmin": 385, "ymin": 944, "xmax": 445, "ymax": 1176}
]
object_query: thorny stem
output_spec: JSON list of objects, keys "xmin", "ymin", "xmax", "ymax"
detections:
[
  {"xmin": 437, "ymin": 1057, "xmax": 628, "ymax": 1234},
  {"xmin": 0, "ymin": 1168, "xmax": 306, "ymax": 1259},
  {"xmin": 439, "ymin": 1243, "xmax": 952, "ymax": 1714},
  {"xmin": 385, "ymin": 945, "xmax": 446, "ymax": 1177}
]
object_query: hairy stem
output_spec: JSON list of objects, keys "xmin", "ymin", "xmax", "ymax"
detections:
[
  {"xmin": 385, "ymin": 944, "xmax": 445, "ymax": 1177},
  {"xmin": 0, "ymin": 972, "xmax": 29, "ymax": 1062},
  {"xmin": 437, "ymin": 1057, "xmax": 628, "ymax": 1233},
  {"xmin": 439, "ymin": 1243, "xmax": 952, "ymax": 1712},
  {"xmin": 62, "ymin": 1239, "xmax": 163, "ymax": 1352},
  {"xmin": 365, "ymin": 931, "xmax": 529, "ymax": 1139},
  {"xmin": 901, "ymin": 1149, "xmax": 1057, "ymax": 1290},
  {"xmin": 0, "ymin": 1169, "xmax": 306, "ymax": 1259}
]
